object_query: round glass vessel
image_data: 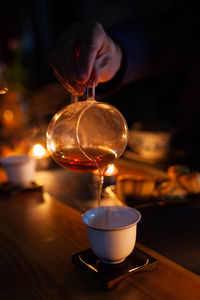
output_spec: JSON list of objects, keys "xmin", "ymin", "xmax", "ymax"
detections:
[{"xmin": 46, "ymin": 96, "xmax": 128, "ymax": 174}]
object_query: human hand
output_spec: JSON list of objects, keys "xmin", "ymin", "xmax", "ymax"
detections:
[{"xmin": 51, "ymin": 20, "xmax": 122, "ymax": 95}]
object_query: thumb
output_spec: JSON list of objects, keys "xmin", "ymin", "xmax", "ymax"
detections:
[{"xmin": 88, "ymin": 67, "xmax": 100, "ymax": 87}]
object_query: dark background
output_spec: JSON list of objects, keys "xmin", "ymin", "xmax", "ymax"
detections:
[
  {"xmin": 1, "ymin": 0, "xmax": 184, "ymax": 87},
  {"xmin": 0, "ymin": 0, "xmax": 200, "ymax": 153}
]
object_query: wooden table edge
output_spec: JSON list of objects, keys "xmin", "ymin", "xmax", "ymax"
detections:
[{"xmin": 136, "ymin": 242, "xmax": 200, "ymax": 282}]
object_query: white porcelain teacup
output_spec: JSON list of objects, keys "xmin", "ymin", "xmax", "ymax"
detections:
[
  {"xmin": 82, "ymin": 205, "xmax": 141, "ymax": 264},
  {"xmin": 1, "ymin": 154, "xmax": 36, "ymax": 187}
]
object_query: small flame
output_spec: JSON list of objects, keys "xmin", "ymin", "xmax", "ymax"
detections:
[
  {"xmin": 93, "ymin": 164, "xmax": 118, "ymax": 176},
  {"xmin": 105, "ymin": 164, "xmax": 118, "ymax": 176},
  {"xmin": 32, "ymin": 144, "xmax": 46, "ymax": 158},
  {"xmin": 105, "ymin": 165, "xmax": 115, "ymax": 176}
]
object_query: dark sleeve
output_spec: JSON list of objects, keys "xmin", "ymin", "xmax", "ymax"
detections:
[{"xmin": 96, "ymin": 4, "xmax": 200, "ymax": 96}]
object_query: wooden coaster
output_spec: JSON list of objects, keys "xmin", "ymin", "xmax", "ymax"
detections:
[
  {"xmin": 72, "ymin": 247, "xmax": 157, "ymax": 290},
  {"xmin": 0, "ymin": 182, "xmax": 42, "ymax": 199}
]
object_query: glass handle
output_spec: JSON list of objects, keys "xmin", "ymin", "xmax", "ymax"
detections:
[
  {"xmin": 71, "ymin": 93, "xmax": 78, "ymax": 103},
  {"xmin": 86, "ymin": 81, "xmax": 95, "ymax": 100}
]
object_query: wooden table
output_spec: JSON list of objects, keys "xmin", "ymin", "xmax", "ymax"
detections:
[{"xmin": 0, "ymin": 187, "xmax": 199, "ymax": 299}]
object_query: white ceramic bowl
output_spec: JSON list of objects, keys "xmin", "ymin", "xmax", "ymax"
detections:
[
  {"xmin": 128, "ymin": 123, "xmax": 172, "ymax": 159},
  {"xmin": 82, "ymin": 205, "xmax": 141, "ymax": 264},
  {"xmin": 1, "ymin": 154, "xmax": 36, "ymax": 187}
]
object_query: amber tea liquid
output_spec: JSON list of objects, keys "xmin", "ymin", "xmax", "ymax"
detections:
[{"xmin": 52, "ymin": 147, "xmax": 116, "ymax": 173}]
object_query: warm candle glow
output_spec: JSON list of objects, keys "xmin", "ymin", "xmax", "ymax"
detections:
[
  {"xmin": 93, "ymin": 164, "xmax": 118, "ymax": 176},
  {"xmin": 105, "ymin": 164, "xmax": 117, "ymax": 176},
  {"xmin": 30, "ymin": 144, "xmax": 50, "ymax": 159},
  {"xmin": 3, "ymin": 109, "xmax": 15, "ymax": 122},
  {"xmin": 0, "ymin": 87, "xmax": 8, "ymax": 94},
  {"xmin": 33, "ymin": 144, "xmax": 45, "ymax": 157},
  {"xmin": 29, "ymin": 144, "xmax": 50, "ymax": 169}
]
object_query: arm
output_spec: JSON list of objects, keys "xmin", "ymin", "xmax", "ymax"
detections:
[{"xmin": 52, "ymin": 8, "xmax": 199, "ymax": 96}]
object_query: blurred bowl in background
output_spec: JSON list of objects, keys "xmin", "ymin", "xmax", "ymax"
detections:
[
  {"xmin": 1, "ymin": 154, "xmax": 35, "ymax": 187},
  {"xmin": 128, "ymin": 122, "xmax": 172, "ymax": 160}
]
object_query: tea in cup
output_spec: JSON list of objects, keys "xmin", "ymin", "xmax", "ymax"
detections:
[{"xmin": 82, "ymin": 205, "xmax": 141, "ymax": 264}]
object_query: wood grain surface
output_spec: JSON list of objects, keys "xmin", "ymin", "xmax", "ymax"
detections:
[{"xmin": 0, "ymin": 188, "xmax": 199, "ymax": 300}]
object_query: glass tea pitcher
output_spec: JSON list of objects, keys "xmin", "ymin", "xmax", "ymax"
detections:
[{"xmin": 46, "ymin": 85, "xmax": 128, "ymax": 174}]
